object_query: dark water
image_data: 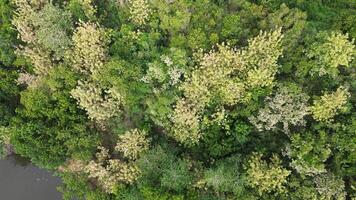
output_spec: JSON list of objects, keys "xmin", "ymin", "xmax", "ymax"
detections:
[{"xmin": 0, "ymin": 155, "xmax": 62, "ymax": 200}]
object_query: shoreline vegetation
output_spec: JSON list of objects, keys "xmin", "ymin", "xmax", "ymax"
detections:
[{"xmin": 0, "ymin": 0, "xmax": 355, "ymax": 199}]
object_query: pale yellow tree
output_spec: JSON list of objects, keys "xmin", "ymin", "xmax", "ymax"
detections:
[
  {"xmin": 70, "ymin": 81, "xmax": 123, "ymax": 125},
  {"xmin": 84, "ymin": 146, "xmax": 141, "ymax": 193},
  {"xmin": 245, "ymin": 153, "xmax": 291, "ymax": 195},
  {"xmin": 115, "ymin": 129, "xmax": 150, "ymax": 160},
  {"xmin": 128, "ymin": 0, "xmax": 151, "ymax": 26},
  {"xmin": 170, "ymin": 29, "xmax": 284, "ymax": 146},
  {"xmin": 311, "ymin": 86, "xmax": 350, "ymax": 122},
  {"xmin": 307, "ymin": 32, "xmax": 355, "ymax": 77},
  {"xmin": 70, "ymin": 22, "xmax": 107, "ymax": 75},
  {"xmin": 12, "ymin": 0, "xmax": 43, "ymax": 43}
]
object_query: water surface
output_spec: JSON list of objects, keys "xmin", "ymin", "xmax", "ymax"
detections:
[{"xmin": 0, "ymin": 155, "xmax": 62, "ymax": 200}]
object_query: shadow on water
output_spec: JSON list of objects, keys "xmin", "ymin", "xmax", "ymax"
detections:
[
  {"xmin": 7, "ymin": 154, "xmax": 31, "ymax": 166},
  {"xmin": 0, "ymin": 154, "xmax": 63, "ymax": 200}
]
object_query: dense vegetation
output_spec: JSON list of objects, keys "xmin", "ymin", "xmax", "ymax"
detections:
[{"xmin": 0, "ymin": 0, "xmax": 355, "ymax": 199}]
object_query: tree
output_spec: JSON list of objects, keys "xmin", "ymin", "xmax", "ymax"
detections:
[
  {"xmin": 160, "ymin": 158, "xmax": 193, "ymax": 192},
  {"xmin": 84, "ymin": 146, "xmax": 141, "ymax": 193},
  {"xmin": 170, "ymin": 29, "xmax": 283, "ymax": 146},
  {"xmin": 31, "ymin": 4, "xmax": 72, "ymax": 59},
  {"xmin": 311, "ymin": 86, "xmax": 350, "ymax": 122},
  {"xmin": 115, "ymin": 129, "xmax": 150, "ymax": 160},
  {"xmin": 314, "ymin": 173, "xmax": 346, "ymax": 200},
  {"xmin": 128, "ymin": 0, "xmax": 151, "ymax": 26},
  {"xmin": 70, "ymin": 80, "xmax": 123, "ymax": 126},
  {"xmin": 307, "ymin": 32, "xmax": 355, "ymax": 77},
  {"xmin": 285, "ymin": 131, "xmax": 331, "ymax": 175},
  {"xmin": 197, "ymin": 156, "xmax": 244, "ymax": 195},
  {"xmin": 245, "ymin": 153, "xmax": 291, "ymax": 196},
  {"xmin": 70, "ymin": 22, "xmax": 107, "ymax": 75},
  {"xmin": 0, "ymin": 0, "xmax": 18, "ymax": 65},
  {"xmin": 249, "ymin": 85, "xmax": 310, "ymax": 134},
  {"xmin": 67, "ymin": 0, "xmax": 97, "ymax": 21},
  {"xmin": 10, "ymin": 66, "xmax": 99, "ymax": 168},
  {"xmin": 3, "ymin": 0, "xmax": 356, "ymax": 199},
  {"xmin": 12, "ymin": 2, "xmax": 73, "ymax": 74}
]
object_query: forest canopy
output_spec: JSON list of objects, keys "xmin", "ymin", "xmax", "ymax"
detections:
[{"xmin": 0, "ymin": 0, "xmax": 355, "ymax": 199}]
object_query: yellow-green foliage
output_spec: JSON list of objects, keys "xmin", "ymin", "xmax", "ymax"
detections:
[
  {"xmin": 107, "ymin": 159, "xmax": 140, "ymax": 184},
  {"xmin": 182, "ymin": 44, "xmax": 245, "ymax": 107},
  {"xmin": 170, "ymin": 29, "xmax": 283, "ymax": 145},
  {"xmin": 0, "ymin": 127, "xmax": 11, "ymax": 156},
  {"xmin": 84, "ymin": 146, "xmax": 140, "ymax": 193},
  {"xmin": 245, "ymin": 153, "xmax": 291, "ymax": 195},
  {"xmin": 70, "ymin": 81, "xmax": 123, "ymax": 124},
  {"xmin": 77, "ymin": 0, "xmax": 96, "ymax": 19},
  {"xmin": 170, "ymin": 99, "xmax": 201, "ymax": 145},
  {"xmin": 20, "ymin": 46, "xmax": 53, "ymax": 75},
  {"xmin": 12, "ymin": 0, "xmax": 53, "ymax": 75},
  {"xmin": 58, "ymin": 159, "xmax": 86, "ymax": 173},
  {"xmin": 96, "ymin": 146, "xmax": 110, "ymax": 164},
  {"xmin": 85, "ymin": 160, "xmax": 113, "ymax": 192},
  {"xmin": 307, "ymin": 32, "xmax": 355, "ymax": 77},
  {"xmin": 311, "ymin": 87, "xmax": 350, "ymax": 122},
  {"xmin": 115, "ymin": 129, "xmax": 150, "ymax": 160},
  {"xmin": 70, "ymin": 22, "xmax": 107, "ymax": 75},
  {"xmin": 128, "ymin": 0, "xmax": 150, "ymax": 26},
  {"xmin": 12, "ymin": 0, "xmax": 41, "ymax": 43},
  {"xmin": 242, "ymin": 28, "xmax": 284, "ymax": 82}
]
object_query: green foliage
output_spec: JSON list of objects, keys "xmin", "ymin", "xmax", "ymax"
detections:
[
  {"xmin": 69, "ymin": 0, "xmax": 96, "ymax": 21},
  {"xmin": 31, "ymin": 4, "xmax": 72, "ymax": 59},
  {"xmin": 0, "ymin": 126, "xmax": 11, "ymax": 158},
  {"xmin": 221, "ymin": 14, "xmax": 242, "ymax": 44},
  {"xmin": 135, "ymin": 145, "xmax": 175, "ymax": 187},
  {"xmin": 285, "ymin": 176, "xmax": 319, "ymax": 200},
  {"xmin": 286, "ymin": 131, "xmax": 331, "ymax": 175},
  {"xmin": 0, "ymin": 69, "xmax": 19, "ymax": 125},
  {"xmin": 0, "ymin": 0, "xmax": 17, "ymax": 65},
  {"xmin": 11, "ymin": 66, "xmax": 99, "ymax": 168},
  {"xmin": 331, "ymin": 118, "xmax": 356, "ymax": 176},
  {"xmin": 151, "ymin": 0, "xmax": 191, "ymax": 34},
  {"xmin": 140, "ymin": 186, "xmax": 184, "ymax": 200},
  {"xmin": 59, "ymin": 172, "xmax": 111, "ymax": 200},
  {"xmin": 160, "ymin": 158, "xmax": 193, "ymax": 192},
  {"xmin": 1, "ymin": 0, "xmax": 356, "ymax": 199},
  {"xmin": 197, "ymin": 156, "xmax": 244, "ymax": 195}
]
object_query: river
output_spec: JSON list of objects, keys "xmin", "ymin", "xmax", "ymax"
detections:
[{"xmin": 0, "ymin": 155, "xmax": 62, "ymax": 200}]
